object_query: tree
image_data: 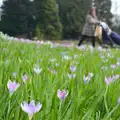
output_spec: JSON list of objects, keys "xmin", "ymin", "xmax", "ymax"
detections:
[
  {"xmin": 95, "ymin": 0, "xmax": 113, "ymax": 26},
  {"xmin": 111, "ymin": 14, "xmax": 120, "ymax": 33},
  {"xmin": 58, "ymin": 0, "xmax": 92, "ymax": 39},
  {"xmin": 34, "ymin": 0, "xmax": 62, "ymax": 40},
  {"xmin": 36, "ymin": 24, "xmax": 44, "ymax": 39},
  {"xmin": 0, "ymin": 0, "xmax": 36, "ymax": 37}
]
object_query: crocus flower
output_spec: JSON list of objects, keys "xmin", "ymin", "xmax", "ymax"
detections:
[
  {"xmin": 112, "ymin": 74, "xmax": 119, "ymax": 81},
  {"xmin": 103, "ymin": 59, "xmax": 108, "ymax": 63},
  {"xmin": 88, "ymin": 73, "xmax": 94, "ymax": 78},
  {"xmin": 83, "ymin": 73, "xmax": 94, "ymax": 84},
  {"xmin": 74, "ymin": 55, "xmax": 78, "ymax": 59},
  {"xmin": 68, "ymin": 73, "xmax": 76, "ymax": 79},
  {"xmin": 100, "ymin": 55, "xmax": 105, "ymax": 59},
  {"xmin": 3, "ymin": 48, "xmax": 6, "ymax": 51},
  {"xmin": 105, "ymin": 76, "xmax": 112, "ymax": 85},
  {"xmin": 63, "ymin": 56, "xmax": 72, "ymax": 60},
  {"xmin": 57, "ymin": 89, "xmax": 68, "ymax": 100},
  {"xmin": 56, "ymin": 63, "xmax": 59, "ymax": 67},
  {"xmin": 107, "ymin": 53, "xmax": 111, "ymax": 57},
  {"xmin": 12, "ymin": 72, "xmax": 17, "ymax": 78},
  {"xmin": 70, "ymin": 65, "xmax": 76, "ymax": 72},
  {"xmin": 38, "ymin": 59, "xmax": 42, "ymax": 63},
  {"xmin": 49, "ymin": 69, "xmax": 56, "ymax": 74},
  {"xmin": 116, "ymin": 62, "xmax": 120, "ymax": 66},
  {"xmin": 6, "ymin": 60, "xmax": 9, "ymax": 63},
  {"xmin": 22, "ymin": 75, "xmax": 28, "ymax": 83},
  {"xmin": 49, "ymin": 58, "xmax": 56, "ymax": 62},
  {"xmin": 77, "ymin": 45, "xmax": 86, "ymax": 50},
  {"xmin": 84, "ymin": 75, "xmax": 91, "ymax": 84},
  {"xmin": 111, "ymin": 64, "xmax": 116, "ymax": 69},
  {"xmin": 101, "ymin": 66, "xmax": 107, "ymax": 71},
  {"xmin": 97, "ymin": 46, "xmax": 102, "ymax": 51},
  {"xmin": 33, "ymin": 66, "xmax": 42, "ymax": 74},
  {"xmin": 21, "ymin": 100, "xmax": 42, "ymax": 120},
  {"xmin": 7, "ymin": 80, "xmax": 20, "ymax": 94},
  {"xmin": 118, "ymin": 97, "xmax": 120, "ymax": 104}
]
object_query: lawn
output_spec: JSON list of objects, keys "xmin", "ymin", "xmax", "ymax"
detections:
[{"xmin": 0, "ymin": 38, "xmax": 120, "ymax": 120}]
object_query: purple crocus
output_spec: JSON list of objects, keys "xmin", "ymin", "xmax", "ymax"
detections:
[
  {"xmin": 112, "ymin": 74, "xmax": 119, "ymax": 81},
  {"xmin": 21, "ymin": 100, "xmax": 42, "ymax": 120},
  {"xmin": 70, "ymin": 65, "xmax": 76, "ymax": 72},
  {"xmin": 105, "ymin": 76, "xmax": 112, "ymax": 85},
  {"xmin": 22, "ymin": 75, "xmax": 28, "ymax": 83},
  {"xmin": 57, "ymin": 89, "xmax": 68, "ymax": 100},
  {"xmin": 111, "ymin": 64, "xmax": 116, "ymax": 69},
  {"xmin": 7, "ymin": 80, "xmax": 20, "ymax": 94}
]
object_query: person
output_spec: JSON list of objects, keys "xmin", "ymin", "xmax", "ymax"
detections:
[
  {"xmin": 100, "ymin": 21, "xmax": 114, "ymax": 46},
  {"xmin": 100, "ymin": 21, "xmax": 120, "ymax": 46},
  {"xmin": 78, "ymin": 7, "xmax": 100, "ymax": 47},
  {"xmin": 110, "ymin": 32, "xmax": 120, "ymax": 45}
]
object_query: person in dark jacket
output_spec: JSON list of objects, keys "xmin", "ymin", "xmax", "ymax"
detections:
[
  {"xmin": 78, "ymin": 7, "xmax": 100, "ymax": 47},
  {"xmin": 100, "ymin": 21, "xmax": 120, "ymax": 46},
  {"xmin": 100, "ymin": 22, "xmax": 114, "ymax": 46}
]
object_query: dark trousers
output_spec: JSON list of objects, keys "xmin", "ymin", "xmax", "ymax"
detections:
[{"xmin": 78, "ymin": 35, "xmax": 96, "ymax": 47}]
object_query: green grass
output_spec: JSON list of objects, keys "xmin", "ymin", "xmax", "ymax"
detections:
[{"xmin": 1, "ymin": 39, "xmax": 120, "ymax": 120}]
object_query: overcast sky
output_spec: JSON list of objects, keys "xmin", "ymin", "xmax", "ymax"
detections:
[
  {"xmin": 111, "ymin": 0, "xmax": 120, "ymax": 14},
  {"xmin": 0, "ymin": 0, "xmax": 120, "ymax": 14}
]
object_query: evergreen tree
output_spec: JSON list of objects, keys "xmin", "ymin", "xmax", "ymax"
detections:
[
  {"xmin": 0, "ymin": 0, "xmax": 36, "ymax": 37},
  {"xmin": 44, "ymin": 0, "xmax": 62, "ymax": 40},
  {"xmin": 35, "ymin": 0, "xmax": 62, "ymax": 40}
]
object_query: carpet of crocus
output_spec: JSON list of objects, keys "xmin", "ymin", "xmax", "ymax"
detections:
[{"xmin": 1, "ymin": 32, "xmax": 120, "ymax": 120}]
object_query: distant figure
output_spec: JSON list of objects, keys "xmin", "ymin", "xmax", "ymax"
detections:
[
  {"xmin": 100, "ymin": 21, "xmax": 120, "ymax": 46},
  {"xmin": 28, "ymin": 32, "xmax": 32, "ymax": 40},
  {"xmin": 78, "ymin": 7, "xmax": 100, "ymax": 47}
]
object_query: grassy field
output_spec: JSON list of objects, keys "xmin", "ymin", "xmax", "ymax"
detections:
[{"xmin": 1, "ymin": 39, "xmax": 120, "ymax": 120}]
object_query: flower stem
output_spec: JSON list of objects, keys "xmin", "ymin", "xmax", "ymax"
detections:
[
  {"xmin": 58, "ymin": 101, "xmax": 63, "ymax": 120},
  {"xmin": 105, "ymin": 104, "xmax": 119, "ymax": 120},
  {"xmin": 59, "ymin": 101, "xmax": 62, "ymax": 112},
  {"xmin": 104, "ymin": 85, "xmax": 109, "ymax": 113}
]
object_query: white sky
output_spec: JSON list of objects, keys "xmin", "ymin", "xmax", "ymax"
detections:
[
  {"xmin": 0, "ymin": 0, "xmax": 120, "ymax": 14},
  {"xmin": 111, "ymin": 0, "xmax": 120, "ymax": 14}
]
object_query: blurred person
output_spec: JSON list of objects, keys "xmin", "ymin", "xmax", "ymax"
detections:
[{"xmin": 78, "ymin": 7, "xmax": 100, "ymax": 47}]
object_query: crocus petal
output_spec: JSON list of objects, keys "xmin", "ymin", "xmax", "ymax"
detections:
[
  {"xmin": 22, "ymin": 75, "xmax": 28, "ymax": 83},
  {"xmin": 35, "ymin": 103, "xmax": 42, "ymax": 113},
  {"xmin": 105, "ymin": 77, "xmax": 112, "ymax": 85},
  {"xmin": 7, "ymin": 80, "xmax": 20, "ymax": 93},
  {"xmin": 118, "ymin": 97, "xmax": 120, "ymax": 104},
  {"xmin": 15, "ymin": 83, "xmax": 20, "ymax": 91},
  {"xmin": 57, "ymin": 89, "xmax": 61, "ymax": 99},
  {"xmin": 21, "ymin": 102, "xmax": 32, "ymax": 114}
]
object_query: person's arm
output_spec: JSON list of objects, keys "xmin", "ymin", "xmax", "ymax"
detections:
[{"xmin": 87, "ymin": 15, "xmax": 100, "ymax": 24}]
